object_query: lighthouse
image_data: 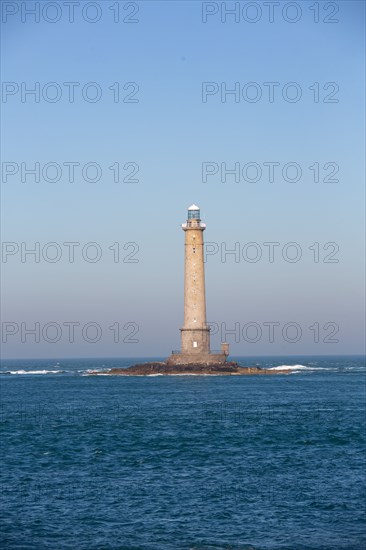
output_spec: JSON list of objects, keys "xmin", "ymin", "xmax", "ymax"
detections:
[{"xmin": 167, "ymin": 205, "xmax": 229, "ymax": 366}]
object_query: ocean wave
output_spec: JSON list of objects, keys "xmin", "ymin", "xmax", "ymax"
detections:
[
  {"xmin": 3, "ymin": 369, "xmax": 65, "ymax": 375},
  {"xmin": 82, "ymin": 373, "xmax": 110, "ymax": 376},
  {"xmin": 267, "ymin": 365, "xmax": 315, "ymax": 371},
  {"xmin": 82, "ymin": 369, "xmax": 111, "ymax": 376}
]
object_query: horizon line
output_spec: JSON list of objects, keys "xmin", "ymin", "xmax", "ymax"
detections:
[{"xmin": 1, "ymin": 353, "xmax": 365, "ymax": 362}]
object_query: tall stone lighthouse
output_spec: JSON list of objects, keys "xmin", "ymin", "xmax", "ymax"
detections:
[{"xmin": 167, "ymin": 205, "xmax": 229, "ymax": 366}]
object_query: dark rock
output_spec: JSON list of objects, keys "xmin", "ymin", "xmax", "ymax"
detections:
[{"xmin": 90, "ymin": 361, "xmax": 289, "ymax": 376}]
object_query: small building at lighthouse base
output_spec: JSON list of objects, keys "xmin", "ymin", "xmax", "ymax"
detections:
[{"xmin": 166, "ymin": 342, "xmax": 229, "ymax": 366}]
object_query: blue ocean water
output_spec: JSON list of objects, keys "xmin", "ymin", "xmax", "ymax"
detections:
[{"xmin": 0, "ymin": 355, "xmax": 365, "ymax": 550}]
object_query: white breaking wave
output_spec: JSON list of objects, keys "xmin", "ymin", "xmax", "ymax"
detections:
[
  {"xmin": 82, "ymin": 369, "xmax": 110, "ymax": 376},
  {"xmin": 5, "ymin": 369, "xmax": 65, "ymax": 375},
  {"xmin": 267, "ymin": 365, "xmax": 314, "ymax": 371}
]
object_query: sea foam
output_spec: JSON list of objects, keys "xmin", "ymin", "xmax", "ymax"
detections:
[
  {"xmin": 268, "ymin": 364, "xmax": 313, "ymax": 371},
  {"xmin": 5, "ymin": 369, "xmax": 65, "ymax": 375}
]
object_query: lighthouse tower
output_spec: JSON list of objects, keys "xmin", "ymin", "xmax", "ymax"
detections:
[
  {"xmin": 181, "ymin": 204, "xmax": 210, "ymax": 355},
  {"xmin": 167, "ymin": 205, "xmax": 229, "ymax": 366}
]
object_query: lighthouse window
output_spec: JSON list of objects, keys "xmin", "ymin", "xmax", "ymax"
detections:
[
  {"xmin": 193, "ymin": 341, "xmax": 198, "ymax": 348},
  {"xmin": 193, "ymin": 247, "xmax": 196, "ymax": 253},
  {"xmin": 188, "ymin": 210, "xmax": 200, "ymax": 220}
]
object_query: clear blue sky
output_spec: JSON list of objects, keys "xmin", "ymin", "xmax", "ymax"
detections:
[{"xmin": 1, "ymin": 0, "xmax": 365, "ymax": 358}]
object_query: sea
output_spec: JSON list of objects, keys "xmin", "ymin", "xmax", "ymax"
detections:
[{"xmin": 0, "ymin": 355, "xmax": 365, "ymax": 550}]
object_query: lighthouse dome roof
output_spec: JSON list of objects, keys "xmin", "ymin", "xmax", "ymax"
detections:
[{"xmin": 188, "ymin": 204, "xmax": 200, "ymax": 210}]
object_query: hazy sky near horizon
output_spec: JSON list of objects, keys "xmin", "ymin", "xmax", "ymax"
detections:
[{"xmin": 1, "ymin": 0, "xmax": 365, "ymax": 358}]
